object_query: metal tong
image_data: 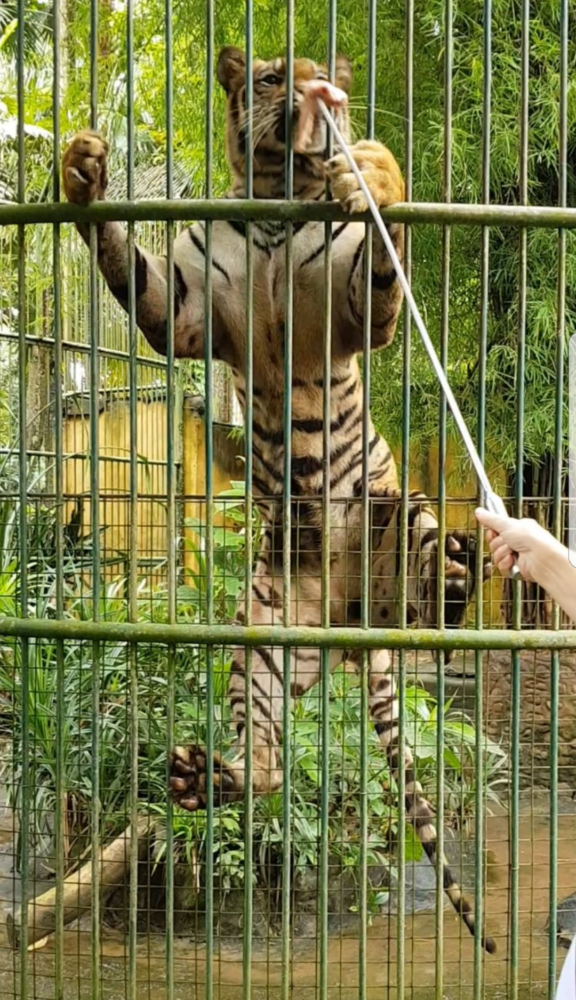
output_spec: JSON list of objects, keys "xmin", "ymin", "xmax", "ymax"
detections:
[{"xmin": 312, "ymin": 93, "xmax": 521, "ymax": 581}]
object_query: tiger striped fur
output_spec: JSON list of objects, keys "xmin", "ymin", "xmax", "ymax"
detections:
[{"xmin": 62, "ymin": 46, "xmax": 495, "ymax": 953}]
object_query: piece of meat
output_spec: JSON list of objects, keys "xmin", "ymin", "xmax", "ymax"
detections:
[{"xmin": 295, "ymin": 79, "xmax": 348, "ymax": 152}]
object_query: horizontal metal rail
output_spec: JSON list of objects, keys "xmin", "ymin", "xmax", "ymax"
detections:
[
  {"xmin": 2, "ymin": 199, "xmax": 576, "ymax": 228},
  {"xmin": 1, "ymin": 617, "xmax": 575, "ymax": 649}
]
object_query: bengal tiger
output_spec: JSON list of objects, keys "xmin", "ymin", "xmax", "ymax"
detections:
[{"xmin": 62, "ymin": 46, "xmax": 495, "ymax": 953}]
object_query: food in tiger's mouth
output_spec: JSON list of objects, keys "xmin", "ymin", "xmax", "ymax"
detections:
[{"xmin": 295, "ymin": 78, "xmax": 348, "ymax": 152}]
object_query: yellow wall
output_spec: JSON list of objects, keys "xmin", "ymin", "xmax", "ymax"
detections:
[{"xmin": 63, "ymin": 397, "xmax": 244, "ymax": 588}]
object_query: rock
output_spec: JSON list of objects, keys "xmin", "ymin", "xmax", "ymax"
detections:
[{"xmin": 548, "ymin": 891, "xmax": 576, "ymax": 950}]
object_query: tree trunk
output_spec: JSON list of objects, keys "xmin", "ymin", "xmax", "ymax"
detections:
[{"xmin": 6, "ymin": 815, "xmax": 151, "ymax": 949}]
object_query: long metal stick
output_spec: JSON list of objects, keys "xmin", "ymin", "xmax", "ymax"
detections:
[{"xmin": 317, "ymin": 99, "xmax": 521, "ymax": 576}]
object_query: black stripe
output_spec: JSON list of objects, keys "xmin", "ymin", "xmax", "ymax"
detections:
[
  {"xmin": 299, "ymin": 221, "xmax": 349, "ymax": 269},
  {"xmin": 188, "ymin": 228, "xmax": 231, "ymax": 283},
  {"xmin": 253, "ymin": 419, "xmax": 284, "ymax": 446},
  {"xmin": 174, "ymin": 263, "xmax": 188, "ymax": 310},
  {"xmin": 226, "ymin": 220, "xmax": 272, "ymax": 256},
  {"xmin": 108, "ymin": 246, "xmax": 149, "ymax": 311},
  {"xmin": 371, "ymin": 697, "xmax": 396, "ymax": 717},
  {"xmin": 313, "ymin": 374, "xmax": 352, "ymax": 389},
  {"xmin": 334, "ymin": 433, "xmax": 379, "ymax": 491},
  {"xmin": 254, "ymin": 645, "xmax": 284, "ymax": 687},
  {"xmin": 252, "ymin": 583, "xmax": 282, "ymax": 609},
  {"xmin": 252, "ymin": 473, "xmax": 280, "ymax": 497},
  {"xmin": 291, "ymin": 424, "xmax": 363, "ymax": 483},
  {"xmin": 253, "ymin": 444, "xmax": 284, "ymax": 484},
  {"xmin": 340, "ymin": 379, "xmax": 360, "ymax": 400},
  {"xmin": 348, "ymin": 237, "xmax": 365, "ymax": 283},
  {"xmin": 347, "ymin": 288, "xmax": 363, "ymax": 326},
  {"xmin": 291, "ymin": 402, "xmax": 358, "ymax": 436}
]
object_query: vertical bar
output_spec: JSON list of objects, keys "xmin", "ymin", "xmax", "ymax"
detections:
[
  {"xmin": 204, "ymin": 0, "xmax": 215, "ymax": 994},
  {"xmin": 318, "ymin": 17, "xmax": 337, "ymax": 1000},
  {"xmin": 281, "ymin": 2, "xmax": 294, "ymax": 997},
  {"xmin": 510, "ymin": 2, "xmax": 529, "ymax": 996},
  {"xmin": 89, "ymin": 0, "xmax": 101, "ymax": 991},
  {"xmin": 164, "ymin": 0, "xmax": 175, "ymax": 991},
  {"xmin": 16, "ymin": 0, "xmax": 30, "ymax": 994},
  {"xmin": 474, "ymin": 1, "xmax": 492, "ymax": 994},
  {"xmin": 396, "ymin": 1, "xmax": 414, "ymax": 995},
  {"xmin": 126, "ymin": 1, "xmax": 139, "ymax": 997},
  {"xmin": 359, "ymin": 2, "xmax": 376, "ymax": 997},
  {"xmin": 435, "ymin": 0, "xmax": 452, "ymax": 989},
  {"xmin": 242, "ymin": 3, "xmax": 254, "ymax": 996},
  {"xmin": 52, "ymin": 0, "xmax": 65, "ymax": 991},
  {"xmin": 548, "ymin": 1, "xmax": 568, "ymax": 994}
]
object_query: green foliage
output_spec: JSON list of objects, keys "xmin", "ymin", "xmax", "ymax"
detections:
[{"xmin": 0, "ymin": 489, "xmax": 505, "ymax": 904}]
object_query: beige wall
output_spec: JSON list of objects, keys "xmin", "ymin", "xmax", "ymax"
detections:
[{"xmin": 63, "ymin": 397, "xmax": 244, "ymax": 587}]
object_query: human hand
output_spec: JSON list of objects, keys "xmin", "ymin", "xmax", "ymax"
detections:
[{"xmin": 475, "ymin": 509, "xmax": 561, "ymax": 584}]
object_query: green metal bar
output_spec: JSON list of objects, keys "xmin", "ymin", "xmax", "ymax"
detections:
[
  {"xmin": 0, "ymin": 330, "xmax": 170, "ymax": 368},
  {"xmin": 435, "ymin": 0, "xmax": 452, "ymax": 988},
  {"xmin": 89, "ymin": 0, "xmax": 101, "ymax": 990},
  {"xmin": 126, "ymin": 1, "xmax": 139, "ymax": 996},
  {"xmin": 52, "ymin": 0, "xmax": 64, "ymax": 990},
  {"xmin": 318, "ymin": 23, "xmax": 336, "ymax": 1000},
  {"xmin": 4, "ymin": 201, "xmax": 576, "ymax": 228},
  {"xmin": 2, "ymin": 618, "xmax": 575, "ymax": 649},
  {"xmin": 242, "ymin": 4, "xmax": 254, "ymax": 996},
  {"xmin": 548, "ymin": 1, "xmax": 568, "ymax": 993},
  {"xmin": 164, "ymin": 0, "xmax": 176, "ymax": 993},
  {"xmin": 396, "ymin": 1, "xmax": 414, "ymax": 994},
  {"xmin": 281, "ymin": 2, "xmax": 294, "ymax": 997},
  {"xmin": 474, "ymin": 0, "xmax": 492, "ymax": 993},
  {"xmin": 16, "ymin": 0, "xmax": 30, "ymax": 993},
  {"xmin": 359, "ymin": 1, "xmax": 376, "ymax": 994},
  {"xmin": 204, "ymin": 1, "xmax": 215, "ymax": 996},
  {"xmin": 509, "ymin": 3, "xmax": 529, "ymax": 995}
]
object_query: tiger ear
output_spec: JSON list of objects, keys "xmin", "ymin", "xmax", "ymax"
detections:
[
  {"xmin": 335, "ymin": 55, "xmax": 352, "ymax": 94},
  {"xmin": 217, "ymin": 46, "xmax": 246, "ymax": 94}
]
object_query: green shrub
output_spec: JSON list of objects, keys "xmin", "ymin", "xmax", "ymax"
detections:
[{"xmin": 0, "ymin": 487, "xmax": 506, "ymax": 905}]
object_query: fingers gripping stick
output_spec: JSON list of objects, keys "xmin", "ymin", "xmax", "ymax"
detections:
[
  {"xmin": 299, "ymin": 80, "xmax": 521, "ymax": 583},
  {"xmin": 484, "ymin": 494, "xmax": 522, "ymax": 582}
]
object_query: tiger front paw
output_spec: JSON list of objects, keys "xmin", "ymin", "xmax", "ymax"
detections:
[
  {"xmin": 436, "ymin": 531, "xmax": 492, "ymax": 626},
  {"xmin": 62, "ymin": 130, "xmax": 109, "ymax": 205},
  {"xmin": 326, "ymin": 139, "xmax": 404, "ymax": 215}
]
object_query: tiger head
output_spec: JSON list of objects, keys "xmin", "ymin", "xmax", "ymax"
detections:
[{"xmin": 216, "ymin": 46, "xmax": 352, "ymax": 197}]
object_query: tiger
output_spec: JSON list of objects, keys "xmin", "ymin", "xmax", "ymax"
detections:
[{"xmin": 62, "ymin": 45, "xmax": 495, "ymax": 953}]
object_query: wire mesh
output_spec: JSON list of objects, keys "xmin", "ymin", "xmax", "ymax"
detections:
[{"xmin": 0, "ymin": 2, "xmax": 574, "ymax": 1000}]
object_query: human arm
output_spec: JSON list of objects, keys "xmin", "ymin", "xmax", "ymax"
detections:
[{"xmin": 475, "ymin": 508, "xmax": 576, "ymax": 622}]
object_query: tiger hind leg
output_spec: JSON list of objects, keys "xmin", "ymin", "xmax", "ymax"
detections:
[
  {"xmin": 170, "ymin": 574, "xmax": 327, "ymax": 811},
  {"xmin": 170, "ymin": 639, "xmax": 287, "ymax": 811},
  {"xmin": 346, "ymin": 646, "xmax": 496, "ymax": 954}
]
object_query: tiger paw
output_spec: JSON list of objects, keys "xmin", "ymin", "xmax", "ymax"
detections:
[
  {"xmin": 62, "ymin": 130, "xmax": 109, "ymax": 205},
  {"xmin": 326, "ymin": 139, "xmax": 404, "ymax": 214},
  {"xmin": 169, "ymin": 745, "xmax": 244, "ymax": 811},
  {"xmin": 429, "ymin": 531, "xmax": 492, "ymax": 636}
]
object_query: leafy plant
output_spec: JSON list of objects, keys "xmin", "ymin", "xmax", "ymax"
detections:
[{"xmin": 0, "ymin": 488, "xmax": 506, "ymax": 916}]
